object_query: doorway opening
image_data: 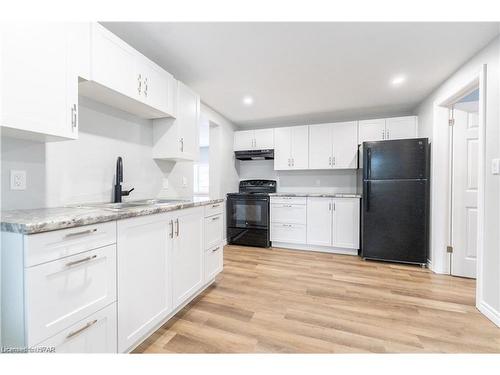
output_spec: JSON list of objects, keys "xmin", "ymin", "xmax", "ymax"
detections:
[{"xmin": 193, "ymin": 116, "xmax": 210, "ymax": 197}]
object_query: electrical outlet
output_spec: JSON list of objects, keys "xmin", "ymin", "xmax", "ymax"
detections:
[
  {"xmin": 10, "ymin": 170, "xmax": 27, "ymax": 190},
  {"xmin": 182, "ymin": 176, "xmax": 188, "ymax": 187},
  {"xmin": 162, "ymin": 178, "xmax": 169, "ymax": 189},
  {"xmin": 492, "ymin": 158, "xmax": 500, "ymax": 175}
]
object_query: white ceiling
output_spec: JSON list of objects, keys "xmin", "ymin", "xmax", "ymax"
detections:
[{"xmin": 102, "ymin": 22, "xmax": 499, "ymax": 128}]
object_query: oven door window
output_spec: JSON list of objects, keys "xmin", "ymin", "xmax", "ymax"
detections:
[{"xmin": 230, "ymin": 198, "xmax": 268, "ymax": 228}]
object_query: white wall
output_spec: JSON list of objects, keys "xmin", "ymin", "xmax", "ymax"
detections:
[
  {"xmin": 416, "ymin": 35, "xmax": 500, "ymax": 324},
  {"xmin": 237, "ymin": 160, "xmax": 358, "ymax": 194},
  {"xmin": 1, "ymin": 97, "xmax": 237, "ymax": 210}
]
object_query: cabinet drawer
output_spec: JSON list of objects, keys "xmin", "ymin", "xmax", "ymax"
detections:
[
  {"xmin": 25, "ymin": 244, "xmax": 117, "ymax": 346},
  {"xmin": 204, "ymin": 245, "xmax": 223, "ymax": 282},
  {"xmin": 271, "ymin": 204, "xmax": 307, "ymax": 224},
  {"xmin": 24, "ymin": 221, "xmax": 116, "ymax": 267},
  {"xmin": 204, "ymin": 201, "xmax": 224, "ymax": 217},
  {"xmin": 204, "ymin": 214, "xmax": 223, "ymax": 250},
  {"xmin": 271, "ymin": 223, "xmax": 307, "ymax": 244},
  {"xmin": 38, "ymin": 303, "xmax": 117, "ymax": 353},
  {"xmin": 270, "ymin": 196, "xmax": 307, "ymax": 205}
]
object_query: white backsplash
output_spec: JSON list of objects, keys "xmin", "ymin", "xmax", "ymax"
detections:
[{"xmin": 236, "ymin": 160, "xmax": 359, "ymax": 194}]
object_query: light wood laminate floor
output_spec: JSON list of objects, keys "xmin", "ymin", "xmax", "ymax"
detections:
[{"xmin": 134, "ymin": 245, "xmax": 500, "ymax": 353}]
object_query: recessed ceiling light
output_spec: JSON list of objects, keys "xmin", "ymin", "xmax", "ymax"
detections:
[
  {"xmin": 391, "ymin": 75, "xmax": 406, "ymax": 86},
  {"xmin": 242, "ymin": 95, "xmax": 254, "ymax": 106}
]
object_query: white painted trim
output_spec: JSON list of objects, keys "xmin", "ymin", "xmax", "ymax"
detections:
[
  {"xmin": 475, "ymin": 65, "xmax": 487, "ymax": 309},
  {"xmin": 478, "ymin": 300, "xmax": 500, "ymax": 327},
  {"xmin": 272, "ymin": 242, "xmax": 358, "ymax": 256}
]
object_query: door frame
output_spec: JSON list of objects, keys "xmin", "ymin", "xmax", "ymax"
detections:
[{"xmin": 434, "ymin": 65, "xmax": 486, "ymax": 305}]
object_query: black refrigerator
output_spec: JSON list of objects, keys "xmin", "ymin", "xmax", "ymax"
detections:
[{"xmin": 361, "ymin": 138, "xmax": 430, "ymax": 265}]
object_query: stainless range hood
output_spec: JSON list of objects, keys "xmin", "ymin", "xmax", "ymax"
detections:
[{"xmin": 235, "ymin": 149, "xmax": 274, "ymax": 161}]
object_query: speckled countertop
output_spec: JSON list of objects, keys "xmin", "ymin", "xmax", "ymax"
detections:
[
  {"xmin": 1, "ymin": 197, "xmax": 225, "ymax": 235},
  {"xmin": 269, "ymin": 193, "xmax": 362, "ymax": 198}
]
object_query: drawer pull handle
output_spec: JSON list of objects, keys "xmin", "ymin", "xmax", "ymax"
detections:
[
  {"xmin": 211, "ymin": 216, "xmax": 220, "ymax": 221},
  {"xmin": 212, "ymin": 204, "xmax": 220, "ymax": 208},
  {"xmin": 66, "ymin": 319, "xmax": 98, "ymax": 339},
  {"xmin": 65, "ymin": 228, "xmax": 97, "ymax": 238},
  {"xmin": 65, "ymin": 255, "xmax": 97, "ymax": 267},
  {"xmin": 212, "ymin": 246, "xmax": 220, "ymax": 252}
]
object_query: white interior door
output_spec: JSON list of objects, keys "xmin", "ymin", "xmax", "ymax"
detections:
[{"xmin": 451, "ymin": 109, "xmax": 478, "ymax": 278}]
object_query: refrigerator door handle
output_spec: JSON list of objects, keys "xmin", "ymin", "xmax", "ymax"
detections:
[
  {"xmin": 364, "ymin": 146, "xmax": 371, "ymax": 180},
  {"xmin": 364, "ymin": 181, "xmax": 370, "ymax": 212}
]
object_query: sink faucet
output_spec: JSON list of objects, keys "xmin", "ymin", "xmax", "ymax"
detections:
[{"xmin": 114, "ymin": 156, "xmax": 134, "ymax": 203}]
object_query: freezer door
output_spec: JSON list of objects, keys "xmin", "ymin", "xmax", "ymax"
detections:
[
  {"xmin": 362, "ymin": 179, "xmax": 428, "ymax": 264},
  {"xmin": 363, "ymin": 138, "xmax": 428, "ymax": 180}
]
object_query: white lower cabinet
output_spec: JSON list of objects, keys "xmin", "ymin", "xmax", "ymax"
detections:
[
  {"xmin": 203, "ymin": 204, "xmax": 224, "ymax": 284},
  {"xmin": 204, "ymin": 245, "xmax": 223, "ymax": 282},
  {"xmin": 117, "ymin": 213, "xmax": 172, "ymax": 353},
  {"xmin": 38, "ymin": 303, "xmax": 117, "ymax": 353},
  {"xmin": 172, "ymin": 207, "xmax": 204, "ymax": 309},
  {"xmin": 271, "ymin": 196, "xmax": 360, "ymax": 253}
]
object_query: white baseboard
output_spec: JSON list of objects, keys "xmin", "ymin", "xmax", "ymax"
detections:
[
  {"xmin": 271, "ymin": 242, "xmax": 358, "ymax": 256},
  {"xmin": 478, "ymin": 300, "xmax": 500, "ymax": 327}
]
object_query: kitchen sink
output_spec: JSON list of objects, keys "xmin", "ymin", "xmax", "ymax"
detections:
[{"xmin": 74, "ymin": 199, "xmax": 188, "ymax": 211}]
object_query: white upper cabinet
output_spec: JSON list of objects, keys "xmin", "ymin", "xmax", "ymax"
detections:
[
  {"xmin": 233, "ymin": 128, "xmax": 275, "ymax": 151},
  {"xmin": 358, "ymin": 116, "xmax": 418, "ymax": 144},
  {"xmin": 79, "ymin": 23, "xmax": 176, "ymax": 119},
  {"xmin": 358, "ymin": 118, "xmax": 386, "ymax": 143},
  {"xmin": 385, "ymin": 116, "xmax": 418, "ymax": 140},
  {"xmin": 309, "ymin": 121, "xmax": 358, "ymax": 169},
  {"xmin": 274, "ymin": 126, "xmax": 309, "ymax": 170},
  {"xmin": 1, "ymin": 23, "xmax": 89, "ymax": 141},
  {"xmin": 152, "ymin": 80, "xmax": 200, "ymax": 161}
]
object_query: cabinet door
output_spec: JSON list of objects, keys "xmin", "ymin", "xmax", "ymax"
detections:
[
  {"xmin": 332, "ymin": 121, "xmax": 358, "ymax": 169},
  {"xmin": 91, "ymin": 23, "xmax": 137, "ymax": 101},
  {"xmin": 172, "ymin": 208, "xmax": 204, "ymax": 309},
  {"xmin": 332, "ymin": 198, "xmax": 360, "ymax": 249},
  {"xmin": 254, "ymin": 128, "xmax": 275, "ymax": 149},
  {"xmin": 177, "ymin": 81, "xmax": 200, "ymax": 160},
  {"xmin": 274, "ymin": 127, "xmax": 292, "ymax": 170},
  {"xmin": 1, "ymin": 23, "xmax": 74, "ymax": 139},
  {"xmin": 38, "ymin": 303, "xmax": 117, "ymax": 353},
  {"xmin": 234, "ymin": 130, "xmax": 255, "ymax": 151},
  {"xmin": 117, "ymin": 214, "xmax": 172, "ymax": 353},
  {"xmin": 291, "ymin": 125, "xmax": 309, "ymax": 169},
  {"xmin": 309, "ymin": 123, "xmax": 333, "ymax": 169},
  {"xmin": 138, "ymin": 55, "xmax": 172, "ymax": 114},
  {"xmin": 358, "ymin": 119, "xmax": 386, "ymax": 144},
  {"xmin": 306, "ymin": 198, "xmax": 333, "ymax": 246},
  {"xmin": 385, "ymin": 116, "xmax": 417, "ymax": 140}
]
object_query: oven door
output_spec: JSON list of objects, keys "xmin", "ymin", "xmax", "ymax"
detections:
[{"xmin": 227, "ymin": 195, "xmax": 269, "ymax": 229}]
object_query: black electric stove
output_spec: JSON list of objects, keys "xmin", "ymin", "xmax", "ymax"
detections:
[{"xmin": 226, "ymin": 180, "xmax": 277, "ymax": 248}]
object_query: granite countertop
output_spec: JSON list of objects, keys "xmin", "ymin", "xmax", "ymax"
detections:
[
  {"xmin": 269, "ymin": 193, "xmax": 362, "ymax": 198},
  {"xmin": 1, "ymin": 197, "xmax": 225, "ymax": 235}
]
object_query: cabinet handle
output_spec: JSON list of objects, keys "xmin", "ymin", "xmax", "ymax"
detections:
[
  {"xmin": 144, "ymin": 77, "xmax": 148, "ymax": 97},
  {"xmin": 138, "ymin": 74, "xmax": 142, "ymax": 94},
  {"xmin": 333, "ymin": 202, "xmax": 336, "ymax": 211},
  {"xmin": 64, "ymin": 228, "xmax": 97, "ymax": 238},
  {"xmin": 328, "ymin": 156, "xmax": 332, "ymax": 166},
  {"xmin": 382, "ymin": 129, "xmax": 385, "ymax": 140},
  {"xmin": 65, "ymin": 254, "xmax": 97, "ymax": 268},
  {"xmin": 180, "ymin": 138, "xmax": 184, "ymax": 152},
  {"xmin": 386, "ymin": 129, "xmax": 390, "ymax": 139},
  {"xmin": 332, "ymin": 156, "xmax": 336, "ymax": 166},
  {"xmin": 175, "ymin": 218, "xmax": 179, "ymax": 237},
  {"xmin": 169, "ymin": 220, "xmax": 174, "ymax": 238},
  {"xmin": 212, "ymin": 216, "xmax": 220, "ymax": 221},
  {"xmin": 329, "ymin": 202, "xmax": 332, "ymax": 211},
  {"xmin": 292, "ymin": 158, "xmax": 294, "ymax": 167},
  {"xmin": 212, "ymin": 246, "xmax": 220, "ymax": 252},
  {"xmin": 71, "ymin": 104, "xmax": 77, "ymax": 130},
  {"xmin": 66, "ymin": 319, "xmax": 98, "ymax": 339},
  {"xmin": 212, "ymin": 204, "xmax": 220, "ymax": 208}
]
